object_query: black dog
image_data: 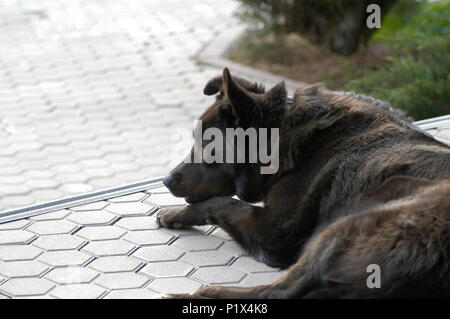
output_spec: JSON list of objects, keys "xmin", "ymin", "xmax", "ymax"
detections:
[{"xmin": 158, "ymin": 68, "xmax": 450, "ymax": 298}]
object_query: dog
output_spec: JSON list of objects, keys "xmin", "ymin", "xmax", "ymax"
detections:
[{"xmin": 157, "ymin": 68, "xmax": 450, "ymax": 298}]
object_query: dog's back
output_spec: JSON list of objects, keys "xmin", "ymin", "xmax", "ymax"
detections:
[{"xmin": 277, "ymin": 86, "xmax": 450, "ymax": 226}]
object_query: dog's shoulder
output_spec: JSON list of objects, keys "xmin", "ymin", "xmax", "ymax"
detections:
[{"xmin": 292, "ymin": 85, "xmax": 412, "ymax": 122}]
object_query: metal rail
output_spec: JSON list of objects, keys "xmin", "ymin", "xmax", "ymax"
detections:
[
  {"xmin": 413, "ymin": 115, "xmax": 450, "ymax": 130},
  {"xmin": 0, "ymin": 178, "xmax": 164, "ymax": 224}
]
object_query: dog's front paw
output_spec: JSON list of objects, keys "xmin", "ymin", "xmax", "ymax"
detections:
[{"xmin": 156, "ymin": 207, "xmax": 189, "ymax": 229}]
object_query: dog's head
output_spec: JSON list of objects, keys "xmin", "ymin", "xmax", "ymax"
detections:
[{"xmin": 163, "ymin": 68, "xmax": 287, "ymax": 203}]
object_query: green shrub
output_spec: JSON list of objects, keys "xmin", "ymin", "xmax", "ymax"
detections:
[
  {"xmin": 235, "ymin": 0, "xmax": 398, "ymax": 55},
  {"xmin": 346, "ymin": 1, "xmax": 450, "ymax": 120}
]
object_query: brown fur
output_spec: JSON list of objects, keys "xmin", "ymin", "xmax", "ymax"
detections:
[{"xmin": 158, "ymin": 68, "xmax": 450, "ymax": 298}]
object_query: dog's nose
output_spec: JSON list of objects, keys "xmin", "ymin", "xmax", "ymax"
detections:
[
  {"xmin": 163, "ymin": 173, "xmax": 181, "ymax": 189},
  {"xmin": 163, "ymin": 175, "xmax": 173, "ymax": 188}
]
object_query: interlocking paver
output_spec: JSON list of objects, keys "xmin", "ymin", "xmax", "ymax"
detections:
[
  {"xmin": 0, "ymin": 184, "xmax": 29, "ymax": 195},
  {"xmin": 0, "ymin": 245, "xmax": 42, "ymax": 261},
  {"xmin": 0, "ymin": 278, "xmax": 55, "ymax": 297},
  {"xmin": 95, "ymin": 272, "xmax": 150, "ymax": 290},
  {"xmin": 38, "ymin": 250, "xmax": 93, "ymax": 267},
  {"xmin": 162, "ymin": 224, "xmax": 216, "ymax": 237},
  {"xmin": 30, "ymin": 189, "xmax": 65, "ymax": 201},
  {"xmin": 0, "ymin": 260, "xmax": 51, "ymax": 278},
  {"xmin": 106, "ymin": 202, "xmax": 155, "ymax": 217},
  {"xmin": 191, "ymin": 266, "xmax": 246, "ymax": 285},
  {"xmin": 82, "ymin": 240, "xmax": 136, "ymax": 257},
  {"xmin": 89, "ymin": 256, "xmax": 143, "ymax": 273},
  {"xmin": 30, "ymin": 210, "xmax": 71, "ymax": 221},
  {"xmin": 17, "ymin": 295, "xmax": 56, "ymax": 299},
  {"xmin": 0, "ymin": 230, "xmax": 36, "ymax": 245},
  {"xmin": 1, "ymin": 196, "xmax": 35, "ymax": 208},
  {"xmin": 32, "ymin": 234, "xmax": 86, "ymax": 251},
  {"xmin": 220, "ymin": 241, "xmax": 247, "ymax": 256},
  {"xmin": 172, "ymin": 235, "xmax": 224, "ymax": 251},
  {"xmin": 49, "ymin": 284, "xmax": 106, "ymax": 299},
  {"xmin": 26, "ymin": 220, "xmax": 78, "ymax": 235},
  {"xmin": 123, "ymin": 230, "xmax": 175, "ymax": 246},
  {"xmin": 104, "ymin": 288, "xmax": 160, "ymax": 299},
  {"xmin": 148, "ymin": 277, "xmax": 203, "ymax": 295},
  {"xmin": 132, "ymin": 245, "xmax": 185, "ymax": 262},
  {"xmin": 182, "ymin": 250, "xmax": 235, "ymax": 267},
  {"xmin": 67, "ymin": 210, "xmax": 118, "ymax": 226},
  {"xmin": 115, "ymin": 216, "xmax": 159, "ymax": 230},
  {"xmin": 75, "ymin": 225, "xmax": 126, "ymax": 241},
  {"xmin": 45, "ymin": 267, "xmax": 99, "ymax": 284},
  {"xmin": 211, "ymin": 227, "xmax": 233, "ymax": 241},
  {"xmin": 0, "ymin": 219, "xmax": 31, "ymax": 230},
  {"xmin": 145, "ymin": 193, "xmax": 187, "ymax": 206},
  {"xmin": 27, "ymin": 179, "xmax": 61, "ymax": 189},
  {"xmin": 140, "ymin": 261, "xmax": 194, "ymax": 278}
]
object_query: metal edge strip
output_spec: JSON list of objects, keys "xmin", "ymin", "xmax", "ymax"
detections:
[
  {"xmin": 0, "ymin": 177, "xmax": 164, "ymax": 224},
  {"xmin": 414, "ymin": 114, "xmax": 450, "ymax": 126},
  {"xmin": 414, "ymin": 116, "xmax": 450, "ymax": 130}
]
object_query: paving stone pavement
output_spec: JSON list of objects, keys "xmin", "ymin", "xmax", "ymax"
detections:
[
  {"xmin": 0, "ymin": 185, "xmax": 288, "ymax": 299},
  {"xmin": 0, "ymin": 0, "xmax": 241, "ymax": 212},
  {"xmin": 1, "ymin": 0, "xmax": 449, "ymax": 300}
]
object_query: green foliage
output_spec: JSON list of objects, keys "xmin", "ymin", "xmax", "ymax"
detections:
[
  {"xmin": 236, "ymin": 0, "xmax": 373, "ymax": 32},
  {"xmin": 235, "ymin": 0, "xmax": 398, "ymax": 54},
  {"xmin": 235, "ymin": 0, "xmax": 449, "ymax": 119},
  {"xmin": 346, "ymin": 1, "xmax": 450, "ymax": 120}
]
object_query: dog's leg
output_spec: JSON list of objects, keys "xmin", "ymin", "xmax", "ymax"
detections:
[
  {"xmin": 157, "ymin": 197, "xmax": 250, "ymax": 229},
  {"xmin": 157, "ymin": 197, "xmax": 282, "ymax": 264}
]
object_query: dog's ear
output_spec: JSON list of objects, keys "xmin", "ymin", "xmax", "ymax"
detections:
[
  {"xmin": 203, "ymin": 76, "xmax": 223, "ymax": 96},
  {"xmin": 204, "ymin": 72, "xmax": 265, "ymax": 96},
  {"xmin": 265, "ymin": 81, "xmax": 287, "ymax": 107},
  {"xmin": 223, "ymin": 68, "xmax": 260, "ymax": 127}
]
